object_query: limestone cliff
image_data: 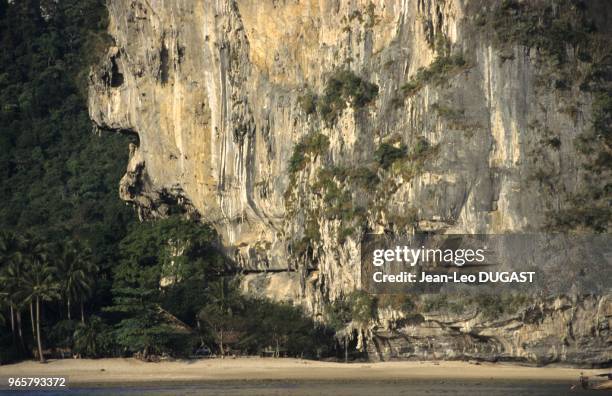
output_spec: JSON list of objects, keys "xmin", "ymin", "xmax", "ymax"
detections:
[{"xmin": 89, "ymin": 0, "xmax": 611, "ymax": 365}]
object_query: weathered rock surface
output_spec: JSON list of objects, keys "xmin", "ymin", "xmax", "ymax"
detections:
[
  {"xmin": 89, "ymin": 0, "xmax": 611, "ymax": 365},
  {"xmin": 371, "ymin": 295, "xmax": 611, "ymax": 367}
]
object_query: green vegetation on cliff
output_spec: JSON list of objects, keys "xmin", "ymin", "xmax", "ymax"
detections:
[
  {"xmin": 374, "ymin": 143, "xmax": 407, "ymax": 169},
  {"xmin": 288, "ymin": 132, "xmax": 330, "ymax": 174},
  {"xmin": 299, "ymin": 69, "xmax": 379, "ymax": 126},
  {"xmin": 318, "ymin": 70, "xmax": 379, "ymax": 125},
  {"xmin": 400, "ymin": 53, "xmax": 467, "ymax": 98},
  {"xmin": 483, "ymin": 0, "xmax": 596, "ymax": 64},
  {"xmin": 485, "ymin": 0, "xmax": 612, "ymax": 232}
]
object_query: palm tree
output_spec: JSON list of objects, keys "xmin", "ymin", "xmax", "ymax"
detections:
[
  {"xmin": 23, "ymin": 237, "xmax": 50, "ymax": 339},
  {"xmin": 0, "ymin": 270, "xmax": 13, "ymax": 339},
  {"xmin": 2, "ymin": 260, "xmax": 28, "ymax": 352},
  {"xmin": 73, "ymin": 316, "xmax": 107, "ymax": 358},
  {"xmin": 77, "ymin": 248, "xmax": 97, "ymax": 325},
  {"xmin": 0, "ymin": 290, "xmax": 7, "ymax": 327},
  {"xmin": 1, "ymin": 232, "xmax": 17, "ymax": 336},
  {"xmin": 20, "ymin": 250, "xmax": 60, "ymax": 363},
  {"xmin": 0, "ymin": 231, "xmax": 27, "ymax": 351},
  {"xmin": 57, "ymin": 242, "xmax": 97, "ymax": 323}
]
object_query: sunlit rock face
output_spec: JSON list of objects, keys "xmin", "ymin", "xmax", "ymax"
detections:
[{"xmin": 89, "ymin": 0, "xmax": 611, "ymax": 365}]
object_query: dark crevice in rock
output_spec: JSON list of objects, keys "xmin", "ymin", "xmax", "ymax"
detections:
[
  {"xmin": 98, "ymin": 126, "xmax": 140, "ymax": 147},
  {"xmin": 120, "ymin": 128, "xmax": 140, "ymax": 147},
  {"xmin": 159, "ymin": 40, "xmax": 169, "ymax": 85},
  {"xmin": 110, "ymin": 55, "xmax": 124, "ymax": 87},
  {"xmin": 156, "ymin": 189, "xmax": 199, "ymax": 219}
]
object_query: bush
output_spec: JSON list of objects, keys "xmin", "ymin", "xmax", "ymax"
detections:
[
  {"xmin": 412, "ymin": 137, "xmax": 431, "ymax": 156},
  {"xmin": 473, "ymin": 293, "xmax": 530, "ymax": 320},
  {"xmin": 400, "ymin": 54, "xmax": 467, "ymax": 97},
  {"xmin": 292, "ymin": 216, "xmax": 321, "ymax": 258},
  {"xmin": 421, "ymin": 294, "xmax": 464, "ymax": 314},
  {"xmin": 48, "ymin": 320, "xmax": 78, "ymax": 350},
  {"xmin": 374, "ymin": 143, "xmax": 407, "ymax": 169},
  {"xmin": 421, "ymin": 293, "xmax": 531, "ymax": 320},
  {"xmin": 325, "ymin": 299, "xmax": 352, "ymax": 332},
  {"xmin": 350, "ymin": 166, "xmax": 379, "ymax": 189},
  {"xmin": 348, "ymin": 290, "xmax": 377, "ymax": 324},
  {"xmin": 387, "ymin": 208, "xmax": 419, "ymax": 231},
  {"xmin": 298, "ymin": 91, "xmax": 317, "ymax": 115},
  {"xmin": 386, "ymin": 138, "xmax": 438, "ymax": 181},
  {"xmin": 314, "ymin": 165, "xmax": 379, "ymax": 189},
  {"xmin": 337, "ymin": 226, "xmax": 355, "ymax": 243},
  {"xmin": 73, "ymin": 316, "xmax": 115, "ymax": 358},
  {"xmin": 313, "ymin": 169, "xmax": 365, "ymax": 223},
  {"xmin": 431, "ymin": 102, "xmax": 464, "ymax": 120},
  {"xmin": 318, "ymin": 70, "xmax": 378, "ymax": 125},
  {"xmin": 325, "ymin": 290, "xmax": 376, "ymax": 329},
  {"xmin": 377, "ymin": 294, "xmax": 415, "ymax": 312},
  {"xmin": 592, "ymin": 92, "xmax": 612, "ymax": 153},
  {"xmin": 484, "ymin": 0, "xmax": 593, "ymax": 64},
  {"xmin": 288, "ymin": 133, "xmax": 330, "ymax": 174},
  {"xmin": 546, "ymin": 137, "xmax": 561, "ymax": 150},
  {"xmin": 114, "ymin": 312, "xmax": 196, "ymax": 358},
  {"xmin": 238, "ymin": 299, "xmax": 335, "ymax": 358},
  {"xmin": 548, "ymin": 205, "xmax": 611, "ymax": 233}
]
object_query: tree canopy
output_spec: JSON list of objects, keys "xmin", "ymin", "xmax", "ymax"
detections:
[{"xmin": 0, "ymin": 0, "xmax": 341, "ymax": 364}]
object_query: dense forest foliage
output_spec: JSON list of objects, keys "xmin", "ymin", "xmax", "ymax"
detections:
[{"xmin": 0, "ymin": 0, "xmax": 338, "ymax": 363}]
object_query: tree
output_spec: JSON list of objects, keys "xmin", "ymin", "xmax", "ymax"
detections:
[
  {"xmin": 115, "ymin": 216, "xmax": 224, "ymax": 324},
  {"xmin": 239, "ymin": 298, "xmax": 332, "ymax": 359},
  {"xmin": 0, "ymin": 299, "xmax": 5, "ymax": 326},
  {"xmin": 106, "ymin": 216, "xmax": 224, "ymax": 359},
  {"xmin": 349, "ymin": 290, "xmax": 377, "ymax": 326},
  {"xmin": 324, "ymin": 291, "xmax": 376, "ymax": 362},
  {"xmin": 73, "ymin": 315, "xmax": 112, "ymax": 358},
  {"xmin": 107, "ymin": 287, "xmax": 193, "ymax": 359},
  {"xmin": 325, "ymin": 298, "xmax": 352, "ymax": 362},
  {"xmin": 20, "ymin": 249, "xmax": 60, "ymax": 363},
  {"xmin": 23, "ymin": 237, "xmax": 51, "ymax": 341},
  {"xmin": 0, "ymin": 231, "xmax": 27, "ymax": 352},
  {"xmin": 198, "ymin": 278, "xmax": 243, "ymax": 357},
  {"xmin": 0, "ymin": 282, "xmax": 8, "ymax": 327},
  {"xmin": 56, "ymin": 241, "xmax": 97, "ymax": 323},
  {"xmin": 0, "ymin": 0, "xmax": 136, "ymax": 342},
  {"xmin": 116, "ymin": 216, "xmax": 223, "ymax": 289}
]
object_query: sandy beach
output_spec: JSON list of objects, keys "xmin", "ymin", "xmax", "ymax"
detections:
[{"xmin": 0, "ymin": 357, "xmax": 607, "ymax": 385}]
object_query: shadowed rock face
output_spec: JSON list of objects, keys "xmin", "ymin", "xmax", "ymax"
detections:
[{"xmin": 89, "ymin": 0, "xmax": 611, "ymax": 365}]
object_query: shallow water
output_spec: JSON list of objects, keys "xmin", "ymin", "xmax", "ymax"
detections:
[{"xmin": 7, "ymin": 379, "xmax": 590, "ymax": 396}]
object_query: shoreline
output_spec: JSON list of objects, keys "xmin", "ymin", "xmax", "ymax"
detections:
[{"xmin": 0, "ymin": 357, "xmax": 607, "ymax": 386}]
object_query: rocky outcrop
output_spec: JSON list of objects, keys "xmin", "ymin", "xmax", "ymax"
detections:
[
  {"xmin": 371, "ymin": 295, "xmax": 611, "ymax": 367},
  {"xmin": 89, "ymin": 0, "xmax": 611, "ymax": 365}
]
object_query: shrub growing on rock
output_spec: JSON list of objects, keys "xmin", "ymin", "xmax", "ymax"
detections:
[
  {"xmin": 288, "ymin": 133, "xmax": 330, "ymax": 174},
  {"xmin": 374, "ymin": 143, "xmax": 408, "ymax": 169},
  {"xmin": 318, "ymin": 70, "xmax": 378, "ymax": 125}
]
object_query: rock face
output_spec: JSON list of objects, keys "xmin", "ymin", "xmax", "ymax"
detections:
[
  {"xmin": 371, "ymin": 295, "xmax": 611, "ymax": 366},
  {"xmin": 89, "ymin": 0, "xmax": 611, "ymax": 365}
]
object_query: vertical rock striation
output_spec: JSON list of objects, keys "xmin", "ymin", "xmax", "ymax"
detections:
[{"xmin": 89, "ymin": 0, "xmax": 611, "ymax": 365}]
